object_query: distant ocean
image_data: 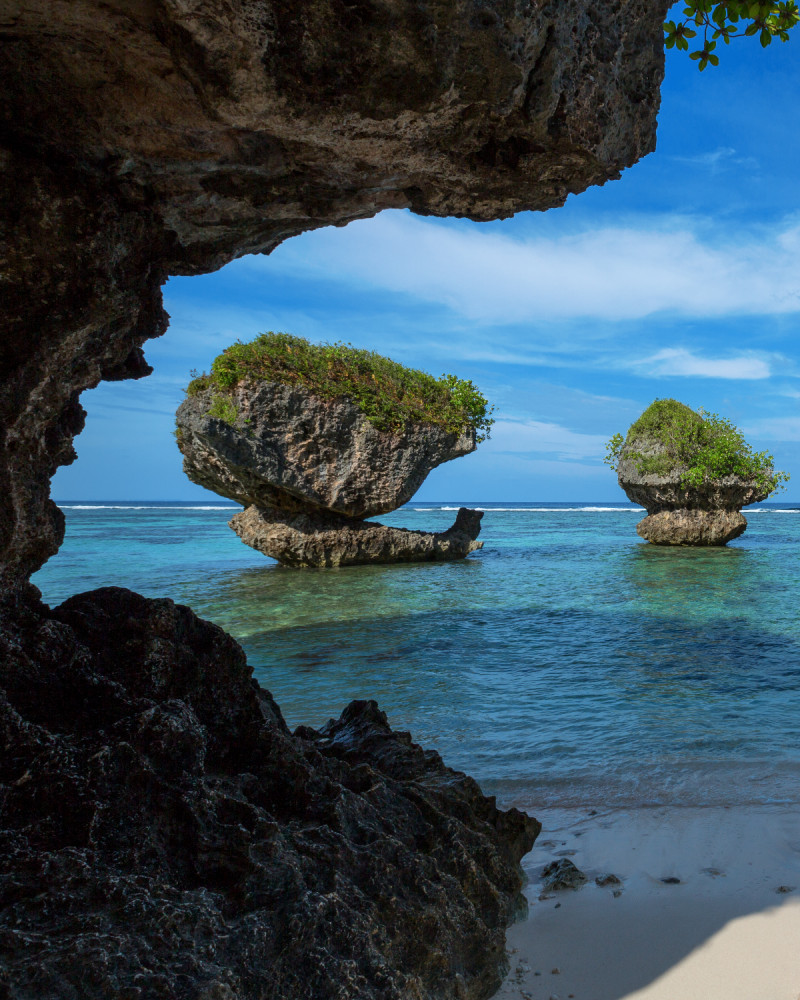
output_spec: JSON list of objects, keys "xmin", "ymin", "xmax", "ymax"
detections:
[{"xmin": 34, "ymin": 501, "xmax": 800, "ymax": 812}]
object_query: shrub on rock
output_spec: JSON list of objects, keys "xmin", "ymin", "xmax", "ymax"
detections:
[
  {"xmin": 176, "ymin": 334, "xmax": 491, "ymax": 566},
  {"xmin": 606, "ymin": 399, "xmax": 788, "ymax": 546}
]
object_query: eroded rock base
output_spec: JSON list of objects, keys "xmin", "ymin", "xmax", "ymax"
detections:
[
  {"xmin": 230, "ymin": 505, "xmax": 484, "ymax": 567},
  {"xmin": 636, "ymin": 510, "xmax": 747, "ymax": 546},
  {"xmin": 0, "ymin": 587, "xmax": 538, "ymax": 1000}
]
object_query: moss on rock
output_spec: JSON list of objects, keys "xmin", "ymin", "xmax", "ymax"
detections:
[{"xmin": 187, "ymin": 332, "xmax": 494, "ymax": 441}]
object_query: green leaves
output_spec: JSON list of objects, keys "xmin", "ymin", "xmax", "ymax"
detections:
[
  {"xmin": 605, "ymin": 399, "xmax": 789, "ymax": 497},
  {"xmin": 186, "ymin": 332, "xmax": 495, "ymax": 442},
  {"xmin": 666, "ymin": 2, "xmax": 798, "ymax": 65},
  {"xmin": 206, "ymin": 394, "xmax": 239, "ymax": 426},
  {"xmin": 689, "ymin": 39, "xmax": 720, "ymax": 67},
  {"xmin": 603, "ymin": 433, "xmax": 625, "ymax": 469}
]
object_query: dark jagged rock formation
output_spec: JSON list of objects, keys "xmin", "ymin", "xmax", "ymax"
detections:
[
  {"xmin": 618, "ymin": 432, "xmax": 769, "ymax": 547},
  {"xmin": 1, "ymin": 0, "xmax": 668, "ymax": 593},
  {"xmin": 0, "ymin": 587, "xmax": 539, "ymax": 1000},
  {"xmin": 1, "ymin": 2, "xmax": 669, "ymax": 995},
  {"xmin": 231, "ymin": 503, "xmax": 483, "ymax": 567},
  {"xmin": 176, "ymin": 380, "xmax": 483, "ymax": 566}
]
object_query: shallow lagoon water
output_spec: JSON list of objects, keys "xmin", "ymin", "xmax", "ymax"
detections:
[{"xmin": 34, "ymin": 501, "xmax": 800, "ymax": 810}]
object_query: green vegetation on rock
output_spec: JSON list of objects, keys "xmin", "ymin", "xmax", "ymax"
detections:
[
  {"xmin": 666, "ymin": 2, "xmax": 798, "ymax": 69},
  {"xmin": 605, "ymin": 398, "xmax": 788, "ymax": 495},
  {"xmin": 206, "ymin": 394, "xmax": 239, "ymax": 426},
  {"xmin": 186, "ymin": 332, "xmax": 494, "ymax": 442}
]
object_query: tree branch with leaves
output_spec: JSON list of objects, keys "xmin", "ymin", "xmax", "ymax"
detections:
[{"xmin": 665, "ymin": 2, "xmax": 799, "ymax": 68}]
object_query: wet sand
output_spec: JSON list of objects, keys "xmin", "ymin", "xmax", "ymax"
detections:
[{"xmin": 494, "ymin": 805, "xmax": 800, "ymax": 1000}]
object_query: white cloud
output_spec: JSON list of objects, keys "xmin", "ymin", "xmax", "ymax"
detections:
[
  {"xmin": 631, "ymin": 348, "xmax": 773, "ymax": 380},
  {"xmin": 264, "ymin": 210, "xmax": 800, "ymax": 324},
  {"xmin": 485, "ymin": 420, "xmax": 608, "ymax": 460}
]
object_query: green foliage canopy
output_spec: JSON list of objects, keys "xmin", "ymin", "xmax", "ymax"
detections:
[
  {"xmin": 186, "ymin": 332, "xmax": 495, "ymax": 442},
  {"xmin": 665, "ymin": 2, "xmax": 799, "ymax": 68},
  {"xmin": 605, "ymin": 398, "xmax": 789, "ymax": 495}
]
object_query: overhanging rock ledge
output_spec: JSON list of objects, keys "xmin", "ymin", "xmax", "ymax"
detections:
[
  {"xmin": 1, "ymin": 1, "xmax": 668, "ymax": 996},
  {"xmin": 1, "ymin": 0, "xmax": 668, "ymax": 590}
]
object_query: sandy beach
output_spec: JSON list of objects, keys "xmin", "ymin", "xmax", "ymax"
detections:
[{"xmin": 495, "ymin": 805, "xmax": 800, "ymax": 1000}]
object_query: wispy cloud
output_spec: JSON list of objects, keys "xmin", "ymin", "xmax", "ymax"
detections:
[
  {"xmin": 264, "ymin": 210, "xmax": 800, "ymax": 324},
  {"xmin": 485, "ymin": 420, "xmax": 608, "ymax": 460},
  {"xmin": 631, "ymin": 348, "xmax": 774, "ymax": 380},
  {"xmin": 671, "ymin": 146, "xmax": 758, "ymax": 172}
]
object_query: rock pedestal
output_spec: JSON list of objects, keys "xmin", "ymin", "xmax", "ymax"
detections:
[
  {"xmin": 176, "ymin": 381, "xmax": 484, "ymax": 566},
  {"xmin": 618, "ymin": 442, "xmax": 768, "ymax": 547},
  {"xmin": 635, "ymin": 508, "xmax": 747, "ymax": 546},
  {"xmin": 231, "ymin": 504, "xmax": 483, "ymax": 568}
]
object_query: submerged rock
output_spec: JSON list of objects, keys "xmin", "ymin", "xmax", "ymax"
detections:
[
  {"xmin": 175, "ymin": 359, "xmax": 485, "ymax": 567},
  {"xmin": 541, "ymin": 859, "xmax": 588, "ymax": 891},
  {"xmin": 0, "ymin": 587, "xmax": 539, "ymax": 1000},
  {"xmin": 230, "ymin": 504, "xmax": 483, "ymax": 567},
  {"xmin": 615, "ymin": 400, "xmax": 777, "ymax": 546}
]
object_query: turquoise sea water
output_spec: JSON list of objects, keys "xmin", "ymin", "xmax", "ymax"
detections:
[{"xmin": 34, "ymin": 501, "xmax": 800, "ymax": 810}]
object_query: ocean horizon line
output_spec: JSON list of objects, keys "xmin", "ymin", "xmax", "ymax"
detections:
[{"xmin": 54, "ymin": 498, "xmax": 800, "ymax": 507}]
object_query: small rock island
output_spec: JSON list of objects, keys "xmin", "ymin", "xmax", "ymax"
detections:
[
  {"xmin": 176, "ymin": 333, "xmax": 493, "ymax": 566},
  {"xmin": 607, "ymin": 399, "xmax": 787, "ymax": 546}
]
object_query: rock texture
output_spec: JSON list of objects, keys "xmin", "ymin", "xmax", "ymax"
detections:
[
  {"xmin": 618, "ymin": 440, "xmax": 769, "ymax": 546},
  {"xmin": 541, "ymin": 859, "xmax": 588, "ymax": 892},
  {"xmin": 1, "ymin": 0, "xmax": 668, "ymax": 593},
  {"xmin": 231, "ymin": 503, "xmax": 483, "ymax": 567},
  {"xmin": 176, "ymin": 382, "xmax": 476, "ymax": 518},
  {"xmin": 177, "ymin": 381, "xmax": 483, "ymax": 565},
  {"xmin": 0, "ymin": 587, "xmax": 539, "ymax": 1000},
  {"xmin": 635, "ymin": 508, "xmax": 748, "ymax": 546},
  {"xmin": 1, "ymin": 3, "xmax": 670, "ymax": 995}
]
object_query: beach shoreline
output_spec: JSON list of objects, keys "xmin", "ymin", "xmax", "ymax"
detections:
[{"xmin": 495, "ymin": 804, "xmax": 800, "ymax": 1000}]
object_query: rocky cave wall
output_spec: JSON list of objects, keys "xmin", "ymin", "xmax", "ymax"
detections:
[
  {"xmin": 1, "ymin": 0, "xmax": 668, "ymax": 599},
  {"xmin": 0, "ymin": 3, "xmax": 669, "ymax": 997}
]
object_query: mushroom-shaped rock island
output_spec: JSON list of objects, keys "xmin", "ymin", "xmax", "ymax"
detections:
[
  {"xmin": 176, "ymin": 334, "xmax": 492, "ymax": 566},
  {"xmin": 608, "ymin": 399, "xmax": 788, "ymax": 546}
]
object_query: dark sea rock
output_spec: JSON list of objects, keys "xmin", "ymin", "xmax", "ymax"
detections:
[
  {"xmin": 618, "ymin": 437, "xmax": 769, "ymax": 546},
  {"xmin": 0, "ymin": 587, "xmax": 539, "ymax": 1000},
  {"xmin": 230, "ymin": 504, "xmax": 483, "ymax": 567},
  {"xmin": 541, "ymin": 859, "xmax": 588, "ymax": 891}
]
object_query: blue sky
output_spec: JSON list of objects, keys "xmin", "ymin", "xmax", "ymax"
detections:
[{"xmin": 53, "ymin": 31, "xmax": 800, "ymax": 503}]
